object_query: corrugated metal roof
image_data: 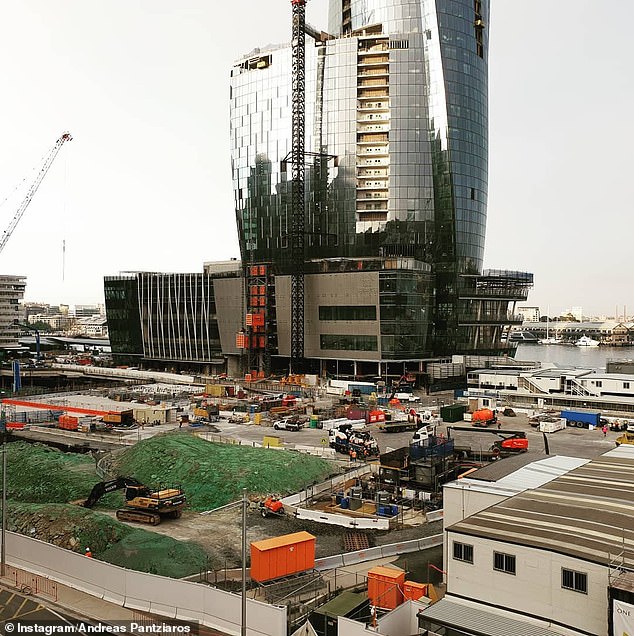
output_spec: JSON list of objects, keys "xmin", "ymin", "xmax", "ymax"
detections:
[
  {"xmin": 446, "ymin": 455, "xmax": 588, "ymax": 497},
  {"xmin": 419, "ymin": 598, "xmax": 568, "ymax": 636},
  {"xmin": 450, "ymin": 448, "xmax": 634, "ymax": 567},
  {"xmin": 251, "ymin": 531, "xmax": 315, "ymax": 551},
  {"xmin": 313, "ymin": 591, "xmax": 367, "ymax": 617}
]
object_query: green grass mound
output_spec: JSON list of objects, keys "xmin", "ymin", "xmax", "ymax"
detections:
[
  {"xmin": 98, "ymin": 532, "xmax": 207, "ymax": 578},
  {"xmin": 112, "ymin": 432, "xmax": 334, "ymax": 510},
  {"xmin": 8, "ymin": 502, "xmax": 207, "ymax": 578},
  {"xmin": 2, "ymin": 442, "xmax": 119, "ymax": 507}
]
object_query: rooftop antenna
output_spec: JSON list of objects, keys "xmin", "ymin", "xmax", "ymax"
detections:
[{"xmin": 62, "ymin": 239, "xmax": 66, "ymax": 281}]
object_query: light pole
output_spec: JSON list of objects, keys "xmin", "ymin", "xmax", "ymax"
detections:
[
  {"xmin": 1, "ymin": 435, "xmax": 6, "ymax": 577},
  {"xmin": 241, "ymin": 488, "xmax": 247, "ymax": 636}
]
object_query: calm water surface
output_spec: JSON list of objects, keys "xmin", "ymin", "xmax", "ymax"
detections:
[{"xmin": 515, "ymin": 343, "xmax": 634, "ymax": 370}]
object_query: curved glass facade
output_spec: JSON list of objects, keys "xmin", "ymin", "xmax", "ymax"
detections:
[{"xmin": 231, "ymin": 0, "xmax": 531, "ymax": 359}]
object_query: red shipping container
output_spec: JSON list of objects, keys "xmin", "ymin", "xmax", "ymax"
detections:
[
  {"xmin": 403, "ymin": 581, "xmax": 428, "ymax": 601},
  {"xmin": 367, "ymin": 566, "xmax": 405, "ymax": 609},
  {"xmin": 250, "ymin": 531, "xmax": 315, "ymax": 583}
]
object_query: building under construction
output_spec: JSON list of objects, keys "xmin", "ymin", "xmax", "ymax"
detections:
[{"xmin": 105, "ymin": 0, "xmax": 532, "ymax": 382}]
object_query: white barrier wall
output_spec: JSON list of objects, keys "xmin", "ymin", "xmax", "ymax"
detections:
[
  {"xmin": 7, "ymin": 532, "xmax": 286, "ymax": 636},
  {"xmin": 295, "ymin": 507, "xmax": 389, "ymax": 530},
  {"xmin": 280, "ymin": 465, "xmax": 377, "ymax": 528},
  {"xmin": 313, "ymin": 535, "xmax": 443, "ymax": 570},
  {"xmin": 50, "ymin": 364, "xmax": 197, "ymax": 386}
]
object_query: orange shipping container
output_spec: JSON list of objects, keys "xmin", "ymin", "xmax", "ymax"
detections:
[
  {"xmin": 403, "ymin": 580, "xmax": 428, "ymax": 601},
  {"xmin": 250, "ymin": 531, "xmax": 315, "ymax": 583},
  {"xmin": 59, "ymin": 415, "xmax": 79, "ymax": 431},
  {"xmin": 367, "ymin": 566, "xmax": 405, "ymax": 609}
]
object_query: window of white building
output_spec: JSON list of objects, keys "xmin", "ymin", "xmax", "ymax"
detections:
[
  {"xmin": 452, "ymin": 542, "xmax": 473, "ymax": 564},
  {"xmin": 493, "ymin": 552, "xmax": 516, "ymax": 575},
  {"xmin": 562, "ymin": 568, "xmax": 587, "ymax": 594}
]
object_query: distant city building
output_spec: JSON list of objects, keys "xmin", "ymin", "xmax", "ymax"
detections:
[
  {"xmin": 0, "ymin": 275, "xmax": 26, "ymax": 352},
  {"xmin": 73, "ymin": 304, "xmax": 105, "ymax": 318},
  {"xmin": 73, "ymin": 315, "xmax": 108, "ymax": 338},
  {"xmin": 517, "ymin": 306, "xmax": 540, "ymax": 322},
  {"xmin": 571, "ymin": 306, "xmax": 583, "ymax": 321},
  {"xmin": 28, "ymin": 314, "xmax": 74, "ymax": 331}
]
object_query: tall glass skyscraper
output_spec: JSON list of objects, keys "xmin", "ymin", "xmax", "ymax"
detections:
[{"xmin": 229, "ymin": 0, "xmax": 531, "ymax": 369}]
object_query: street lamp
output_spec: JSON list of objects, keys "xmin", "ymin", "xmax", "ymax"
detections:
[
  {"xmin": 241, "ymin": 488, "xmax": 247, "ymax": 636},
  {"xmin": 1, "ymin": 428, "xmax": 6, "ymax": 577}
]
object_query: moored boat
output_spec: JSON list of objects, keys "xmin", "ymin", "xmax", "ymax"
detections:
[{"xmin": 575, "ymin": 335, "xmax": 600, "ymax": 347}]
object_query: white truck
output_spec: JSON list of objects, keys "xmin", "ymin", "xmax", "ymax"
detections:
[
  {"xmin": 411, "ymin": 419, "xmax": 440, "ymax": 446},
  {"xmin": 273, "ymin": 417, "xmax": 304, "ymax": 431}
]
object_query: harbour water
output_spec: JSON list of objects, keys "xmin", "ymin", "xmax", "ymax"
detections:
[{"xmin": 515, "ymin": 343, "xmax": 634, "ymax": 370}]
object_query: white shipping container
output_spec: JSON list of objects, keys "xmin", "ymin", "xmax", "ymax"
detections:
[{"xmin": 539, "ymin": 418, "xmax": 566, "ymax": 433}]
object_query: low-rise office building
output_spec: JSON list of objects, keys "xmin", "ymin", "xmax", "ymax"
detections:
[{"xmin": 418, "ymin": 447, "xmax": 634, "ymax": 635}]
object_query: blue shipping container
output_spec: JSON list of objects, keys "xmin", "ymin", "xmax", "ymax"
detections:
[{"xmin": 560, "ymin": 410, "xmax": 601, "ymax": 428}]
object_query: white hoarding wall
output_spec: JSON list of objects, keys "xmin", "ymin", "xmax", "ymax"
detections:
[{"xmin": 7, "ymin": 532, "xmax": 286, "ymax": 636}]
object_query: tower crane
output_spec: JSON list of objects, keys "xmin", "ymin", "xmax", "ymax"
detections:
[
  {"xmin": 290, "ymin": 0, "xmax": 307, "ymax": 373},
  {"xmin": 0, "ymin": 132, "xmax": 72, "ymax": 255}
]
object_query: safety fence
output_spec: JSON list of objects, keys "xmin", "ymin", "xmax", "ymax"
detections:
[{"xmin": 0, "ymin": 564, "xmax": 58, "ymax": 601}]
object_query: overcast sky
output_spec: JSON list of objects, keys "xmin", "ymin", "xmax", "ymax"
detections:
[{"xmin": 0, "ymin": 1, "xmax": 631, "ymax": 318}]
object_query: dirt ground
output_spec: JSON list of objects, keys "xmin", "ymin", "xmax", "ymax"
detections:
[{"xmin": 113, "ymin": 505, "xmax": 443, "ymax": 570}]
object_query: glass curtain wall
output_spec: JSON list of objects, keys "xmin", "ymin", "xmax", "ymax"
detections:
[
  {"xmin": 103, "ymin": 276, "xmax": 143, "ymax": 357},
  {"xmin": 138, "ymin": 273, "xmax": 221, "ymax": 363}
]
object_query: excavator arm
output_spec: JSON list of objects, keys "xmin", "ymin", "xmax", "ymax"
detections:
[{"xmin": 81, "ymin": 476, "xmax": 143, "ymax": 508}]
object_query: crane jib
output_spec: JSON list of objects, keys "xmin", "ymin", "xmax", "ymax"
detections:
[{"xmin": 0, "ymin": 132, "xmax": 72, "ymax": 256}]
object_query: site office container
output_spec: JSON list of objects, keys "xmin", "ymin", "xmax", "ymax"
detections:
[
  {"xmin": 440, "ymin": 404, "xmax": 466, "ymax": 423},
  {"xmin": 250, "ymin": 531, "xmax": 316, "ymax": 583},
  {"xmin": 367, "ymin": 566, "xmax": 405, "ymax": 609},
  {"xmin": 102, "ymin": 410, "xmax": 134, "ymax": 426},
  {"xmin": 58, "ymin": 415, "xmax": 79, "ymax": 431},
  {"xmin": 403, "ymin": 581, "xmax": 428, "ymax": 601}
]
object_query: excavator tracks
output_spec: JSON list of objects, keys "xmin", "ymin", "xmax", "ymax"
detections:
[{"xmin": 116, "ymin": 509, "xmax": 162, "ymax": 526}]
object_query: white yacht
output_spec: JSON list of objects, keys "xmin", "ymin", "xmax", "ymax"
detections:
[
  {"xmin": 539, "ymin": 312, "xmax": 563, "ymax": 344},
  {"xmin": 575, "ymin": 335, "xmax": 600, "ymax": 347},
  {"xmin": 540, "ymin": 337, "xmax": 563, "ymax": 345}
]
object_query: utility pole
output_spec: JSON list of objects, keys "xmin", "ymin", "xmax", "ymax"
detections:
[
  {"xmin": 1, "ymin": 440, "xmax": 6, "ymax": 577},
  {"xmin": 241, "ymin": 488, "xmax": 248, "ymax": 636}
]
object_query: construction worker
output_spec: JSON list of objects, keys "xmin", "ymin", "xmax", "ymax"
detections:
[
  {"xmin": 84, "ymin": 547, "xmax": 93, "ymax": 558},
  {"xmin": 350, "ymin": 449, "xmax": 357, "ymax": 463}
]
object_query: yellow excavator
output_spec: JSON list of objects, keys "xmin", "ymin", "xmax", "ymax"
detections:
[{"xmin": 78, "ymin": 477, "xmax": 186, "ymax": 525}]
